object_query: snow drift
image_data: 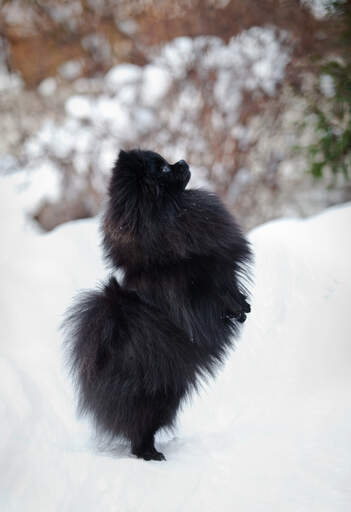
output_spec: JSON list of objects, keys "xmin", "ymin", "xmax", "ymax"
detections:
[{"xmin": 0, "ymin": 191, "xmax": 350, "ymax": 511}]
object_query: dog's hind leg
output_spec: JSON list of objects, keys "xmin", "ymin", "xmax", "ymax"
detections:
[
  {"xmin": 131, "ymin": 429, "xmax": 165, "ymax": 461},
  {"xmin": 129, "ymin": 395, "xmax": 166, "ymax": 461},
  {"xmin": 130, "ymin": 391, "xmax": 183, "ymax": 461}
]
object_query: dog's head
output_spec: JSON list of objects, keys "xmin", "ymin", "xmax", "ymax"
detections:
[{"xmin": 110, "ymin": 149, "xmax": 191, "ymax": 200}]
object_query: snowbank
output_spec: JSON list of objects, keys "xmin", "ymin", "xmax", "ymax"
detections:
[{"xmin": 0, "ymin": 199, "xmax": 350, "ymax": 511}]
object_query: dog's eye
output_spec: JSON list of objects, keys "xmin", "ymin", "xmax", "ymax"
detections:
[{"xmin": 161, "ymin": 165, "xmax": 171, "ymax": 173}]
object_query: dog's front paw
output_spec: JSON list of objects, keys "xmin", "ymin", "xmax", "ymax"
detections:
[
  {"xmin": 224, "ymin": 309, "xmax": 247, "ymax": 323},
  {"xmin": 224, "ymin": 293, "xmax": 251, "ymax": 323},
  {"xmin": 237, "ymin": 311, "xmax": 247, "ymax": 323}
]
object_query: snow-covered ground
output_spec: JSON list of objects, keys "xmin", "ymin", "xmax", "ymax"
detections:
[{"xmin": 0, "ymin": 179, "xmax": 350, "ymax": 510}]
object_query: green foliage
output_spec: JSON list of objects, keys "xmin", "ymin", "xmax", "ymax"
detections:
[{"xmin": 305, "ymin": 0, "xmax": 351, "ymax": 180}]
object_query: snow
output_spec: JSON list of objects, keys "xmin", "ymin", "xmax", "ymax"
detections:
[
  {"xmin": 116, "ymin": 18, "xmax": 139, "ymax": 36},
  {"xmin": 0, "ymin": 166, "xmax": 62, "ymax": 230},
  {"xmin": 302, "ymin": 0, "xmax": 331, "ymax": 18},
  {"xmin": 58, "ymin": 60, "xmax": 83, "ymax": 81},
  {"xmin": 320, "ymin": 73, "xmax": 335, "ymax": 98},
  {"xmin": 37, "ymin": 77, "xmax": 57, "ymax": 97},
  {"xmin": 141, "ymin": 65, "xmax": 172, "ymax": 106},
  {"xmin": 65, "ymin": 95, "xmax": 95, "ymax": 119},
  {"xmin": 0, "ymin": 183, "xmax": 350, "ymax": 510},
  {"xmin": 0, "ymin": 38, "xmax": 23, "ymax": 93},
  {"xmin": 49, "ymin": 2, "xmax": 82, "ymax": 21},
  {"xmin": 104, "ymin": 63, "xmax": 142, "ymax": 91}
]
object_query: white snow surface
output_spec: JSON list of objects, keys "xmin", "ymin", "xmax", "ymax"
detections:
[{"xmin": 0, "ymin": 195, "xmax": 350, "ymax": 511}]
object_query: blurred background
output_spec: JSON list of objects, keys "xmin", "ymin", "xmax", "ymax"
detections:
[{"xmin": 0, "ymin": 0, "xmax": 350, "ymax": 232}]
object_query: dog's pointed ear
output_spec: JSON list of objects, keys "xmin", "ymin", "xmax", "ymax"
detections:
[
  {"xmin": 117, "ymin": 149, "xmax": 127, "ymax": 164},
  {"xmin": 115, "ymin": 149, "xmax": 146, "ymax": 179},
  {"xmin": 114, "ymin": 149, "xmax": 132, "ymax": 174}
]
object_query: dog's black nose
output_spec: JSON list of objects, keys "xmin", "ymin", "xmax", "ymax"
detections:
[{"xmin": 177, "ymin": 159, "xmax": 189, "ymax": 170}]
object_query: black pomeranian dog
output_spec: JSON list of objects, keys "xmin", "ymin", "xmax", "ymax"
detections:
[{"xmin": 64, "ymin": 149, "xmax": 252, "ymax": 461}]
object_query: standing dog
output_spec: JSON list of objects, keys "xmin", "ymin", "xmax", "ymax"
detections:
[{"xmin": 64, "ymin": 149, "xmax": 252, "ymax": 460}]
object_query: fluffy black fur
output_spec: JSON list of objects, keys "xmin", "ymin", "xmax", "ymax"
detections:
[{"xmin": 64, "ymin": 149, "xmax": 252, "ymax": 461}]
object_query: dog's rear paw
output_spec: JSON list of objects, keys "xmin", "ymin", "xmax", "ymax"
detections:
[
  {"xmin": 133, "ymin": 447, "xmax": 166, "ymax": 461},
  {"xmin": 146, "ymin": 450, "xmax": 166, "ymax": 461}
]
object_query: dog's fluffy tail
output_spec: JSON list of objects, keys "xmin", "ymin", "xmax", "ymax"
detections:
[{"xmin": 62, "ymin": 277, "xmax": 211, "ymax": 437}]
